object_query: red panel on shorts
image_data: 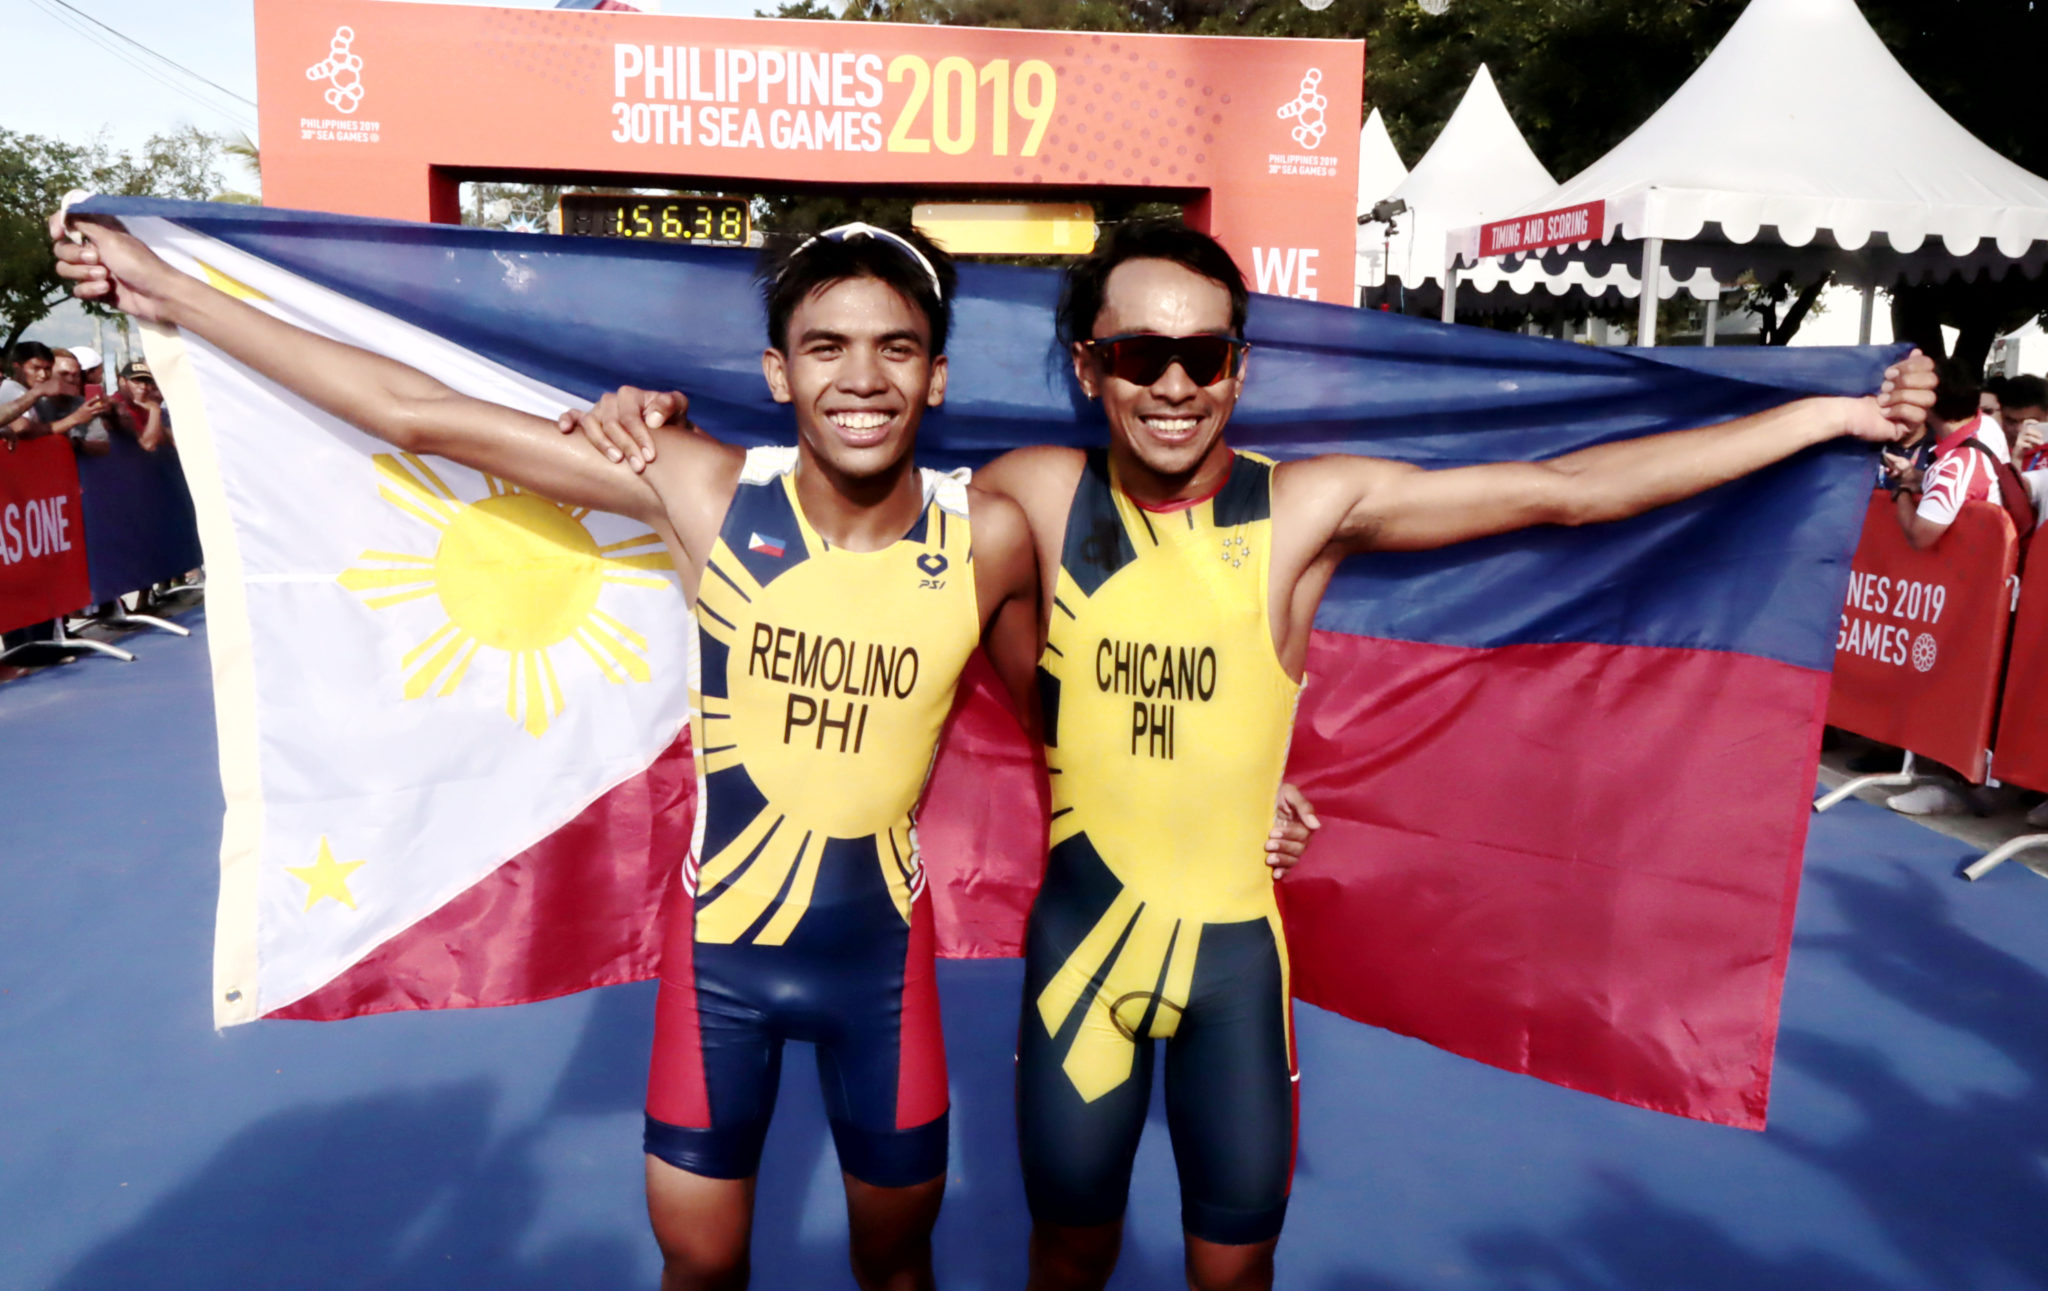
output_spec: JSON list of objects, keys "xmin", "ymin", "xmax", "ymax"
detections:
[{"xmin": 895, "ymin": 891, "xmax": 950, "ymax": 1129}]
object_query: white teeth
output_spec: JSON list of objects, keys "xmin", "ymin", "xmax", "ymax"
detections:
[
  {"xmin": 831, "ymin": 411, "xmax": 890, "ymax": 430},
  {"xmin": 1145, "ymin": 417, "xmax": 1198, "ymax": 433}
]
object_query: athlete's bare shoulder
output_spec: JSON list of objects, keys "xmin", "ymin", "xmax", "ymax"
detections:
[
  {"xmin": 639, "ymin": 427, "xmax": 746, "ymax": 563},
  {"xmin": 964, "ymin": 482, "xmax": 1034, "ymax": 561},
  {"xmin": 1270, "ymin": 451, "xmax": 1416, "ymax": 556},
  {"xmin": 975, "ymin": 445, "xmax": 1084, "ymax": 536}
]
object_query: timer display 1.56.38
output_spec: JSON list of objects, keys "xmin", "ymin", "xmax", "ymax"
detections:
[{"xmin": 558, "ymin": 194, "xmax": 751, "ymax": 246}]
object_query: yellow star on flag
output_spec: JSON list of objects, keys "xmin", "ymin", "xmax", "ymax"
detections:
[{"xmin": 288, "ymin": 837, "xmax": 366, "ymax": 912}]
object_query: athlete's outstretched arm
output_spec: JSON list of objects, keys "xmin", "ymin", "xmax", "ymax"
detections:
[
  {"xmin": 1287, "ymin": 354, "xmax": 1936, "ymax": 556},
  {"xmin": 51, "ymin": 212, "xmax": 671, "ymax": 529},
  {"xmin": 967, "ymin": 486, "xmax": 1044, "ymax": 744}
]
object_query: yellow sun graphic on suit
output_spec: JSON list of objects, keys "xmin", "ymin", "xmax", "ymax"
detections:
[{"xmin": 336, "ymin": 452, "xmax": 673, "ymax": 737}]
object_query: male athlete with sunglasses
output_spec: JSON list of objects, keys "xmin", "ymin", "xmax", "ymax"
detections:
[
  {"xmin": 562, "ymin": 219, "xmax": 1934, "ymax": 1291},
  {"xmin": 53, "ymin": 213, "xmax": 1042, "ymax": 1291}
]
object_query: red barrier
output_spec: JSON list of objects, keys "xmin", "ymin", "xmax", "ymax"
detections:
[
  {"xmin": 1826, "ymin": 492, "xmax": 2017, "ymax": 782},
  {"xmin": 0, "ymin": 438, "xmax": 91, "ymax": 634},
  {"xmin": 1991, "ymin": 523, "xmax": 2048, "ymax": 792}
]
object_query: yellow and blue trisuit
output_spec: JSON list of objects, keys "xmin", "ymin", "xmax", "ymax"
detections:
[
  {"xmin": 1020, "ymin": 448, "xmax": 1302, "ymax": 1245},
  {"xmin": 644, "ymin": 446, "xmax": 978, "ymax": 1186}
]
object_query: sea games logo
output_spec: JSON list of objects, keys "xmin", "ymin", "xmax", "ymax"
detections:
[
  {"xmin": 1267, "ymin": 68, "xmax": 1336, "ymax": 179},
  {"xmin": 1838, "ymin": 570, "xmax": 1948, "ymax": 671},
  {"xmin": 300, "ymin": 26, "xmax": 382, "ymax": 145}
]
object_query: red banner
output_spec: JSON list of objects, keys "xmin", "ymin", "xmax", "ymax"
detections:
[
  {"xmin": 1477, "ymin": 200, "xmax": 1605, "ymax": 259},
  {"xmin": 1992, "ymin": 524, "xmax": 2048, "ymax": 792},
  {"xmin": 0, "ymin": 437, "xmax": 91, "ymax": 634},
  {"xmin": 1826, "ymin": 493, "xmax": 2016, "ymax": 781}
]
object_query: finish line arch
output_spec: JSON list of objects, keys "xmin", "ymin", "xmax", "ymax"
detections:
[{"xmin": 253, "ymin": 0, "xmax": 1363, "ymax": 303}]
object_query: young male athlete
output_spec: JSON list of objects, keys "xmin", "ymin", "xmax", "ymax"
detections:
[
  {"xmin": 53, "ymin": 213, "xmax": 1041, "ymax": 1291},
  {"xmin": 979, "ymin": 223, "xmax": 1934, "ymax": 1291},
  {"xmin": 529, "ymin": 221, "xmax": 1935, "ymax": 1290}
]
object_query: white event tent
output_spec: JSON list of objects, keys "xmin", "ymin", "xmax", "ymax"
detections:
[
  {"xmin": 1371, "ymin": 66, "xmax": 1715, "ymax": 320},
  {"xmin": 1457, "ymin": 0, "xmax": 2048, "ymax": 344},
  {"xmin": 1353, "ymin": 109, "xmax": 1409, "ymax": 299}
]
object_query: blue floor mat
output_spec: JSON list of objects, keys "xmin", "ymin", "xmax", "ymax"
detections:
[{"xmin": 3, "ymin": 611, "xmax": 2043, "ymax": 1290}]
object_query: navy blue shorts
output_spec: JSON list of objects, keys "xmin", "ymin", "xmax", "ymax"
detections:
[
  {"xmin": 644, "ymin": 845, "xmax": 949, "ymax": 1189},
  {"xmin": 1017, "ymin": 836, "xmax": 1297, "ymax": 1246}
]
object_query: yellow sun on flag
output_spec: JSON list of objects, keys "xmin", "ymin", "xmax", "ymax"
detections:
[{"xmin": 337, "ymin": 453, "xmax": 673, "ymax": 738}]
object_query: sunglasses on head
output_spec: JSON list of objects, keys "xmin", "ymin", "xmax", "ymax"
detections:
[
  {"xmin": 1082, "ymin": 332, "xmax": 1250, "ymax": 388},
  {"xmin": 786, "ymin": 222, "xmax": 945, "ymax": 299}
]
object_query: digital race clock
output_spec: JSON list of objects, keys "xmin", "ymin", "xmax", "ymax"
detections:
[{"xmin": 558, "ymin": 194, "xmax": 751, "ymax": 246}]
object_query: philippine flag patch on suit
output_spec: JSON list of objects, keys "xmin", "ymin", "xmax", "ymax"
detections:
[{"xmin": 96, "ymin": 195, "xmax": 1895, "ymax": 1131}]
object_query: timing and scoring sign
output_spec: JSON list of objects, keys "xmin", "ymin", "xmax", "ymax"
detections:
[
  {"xmin": 1477, "ymin": 200, "xmax": 1606, "ymax": 258},
  {"xmin": 252, "ymin": 0, "xmax": 1363, "ymax": 302}
]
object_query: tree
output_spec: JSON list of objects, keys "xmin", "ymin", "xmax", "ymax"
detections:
[
  {"xmin": 1, "ymin": 127, "xmax": 247, "ymax": 356},
  {"xmin": 789, "ymin": 0, "xmax": 2048, "ymax": 354},
  {"xmin": 0, "ymin": 130, "xmax": 95, "ymax": 357}
]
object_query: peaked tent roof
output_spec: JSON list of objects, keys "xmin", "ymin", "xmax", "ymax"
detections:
[
  {"xmin": 1355, "ymin": 109, "xmax": 1411, "ymax": 297},
  {"xmin": 1355, "ymin": 108, "xmax": 1409, "ymax": 219},
  {"xmin": 1381, "ymin": 65, "xmax": 1714, "ymax": 305},
  {"xmin": 1465, "ymin": 0, "xmax": 2048, "ymax": 286}
]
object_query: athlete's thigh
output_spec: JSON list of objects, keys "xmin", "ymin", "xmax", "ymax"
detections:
[
  {"xmin": 1162, "ymin": 917, "xmax": 1295, "ymax": 1247},
  {"xmin": 1017, "ymin": 914, "xmax": 1156, "ymax": 1228},
  {"xmin": 805, "ymin": 891, "xmax": 950, "ymax": 1189},
  {"xmin": 645, "ymin": 946, "xmax": 787, "ymax": 1181}
]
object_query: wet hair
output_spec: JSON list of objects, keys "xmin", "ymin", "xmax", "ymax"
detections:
[
  {"xmin": 1932, "ymin": 358, "xmax": 1983, "ymax": 423},
  {"xmin": 12, "ymin": 340, "xmax": 53, "ymax": 367},
  {"xmin": 2002, "ymin": 373, "xmax": 2047, "ymax": 412},
  {"xmin": 1057, "ymin": 220, "xmax": 1249, "ymax": 346},
  {"xmin": 758, "ymin": 224, "xmax": 956, "ymax": 356}
]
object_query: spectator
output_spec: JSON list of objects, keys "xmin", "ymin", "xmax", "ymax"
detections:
[
  {"xmin": 1981, "ymin": 376, "xmax": 2007, "ymax": 424},
  {"xmin": 71, "ymin": 345, "xmax": 105, "ymax": 399},
  {"xmin": 1995, "ymin": 374, "xmax": 2047, "ymax": 458},
  {"xmin": 1887, "ymin": 359, "xmax": 2007, "ymax": 551},
  {"xmin": 2008, "ymin": 375, "xmax": 2048, "ymax": 471},
  {"xmin": 1886, "ymin": 366, "xmax": 2029, "ymax": 816},
  {"xmin": 31, "ymin": 349, "xmax": 113, "ymax": 458},
  {"xmin": 0, "ymin": 340, "xmax": 58, "ymax": 440},
  {"xmin": 108, "ymin": 359, "xmax": 171, "ymax": 451}
]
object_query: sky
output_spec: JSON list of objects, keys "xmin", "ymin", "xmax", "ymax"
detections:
[{"xmin": 3, "ymin": 0, "xmax": 765, "ymax": 154}]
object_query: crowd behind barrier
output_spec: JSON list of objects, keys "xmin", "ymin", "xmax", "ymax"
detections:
[
  {"xmin": 1822, "ymin": 491, "xmax": 2048, "ymax": 876},
  {"xmin": 0, "ymin": 428, "xmax": 201, "ymax": 651}
]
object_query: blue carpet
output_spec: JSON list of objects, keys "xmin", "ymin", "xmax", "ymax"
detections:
[{"xmin": 3, "ymin": 611, "xmax": 2043, "ymax": 1290}]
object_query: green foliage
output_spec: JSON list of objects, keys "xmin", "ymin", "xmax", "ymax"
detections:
[
  {"xmin": 0, "ymin": 130, "xmax": 93, "ymax": 356},
  {"xmin": 0, "ymin": 127, "xmax": 247, "ymax": 354}
]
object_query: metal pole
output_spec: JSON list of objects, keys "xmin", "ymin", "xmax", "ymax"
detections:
[
  {"xmin": 1703, "ymin": 294, "xmax": 1720, "ymax": 348},
  {"xmin": 1858, "ymin": 284, "xmax": 1876, "ymax": 345},
  {"xmin": 1636, "ymin": 237, "xmax": 1663, "ymax": 346},
  {"xmin": 1440, "ymin": 260, "xmax": 1459, "ymax": 324}
]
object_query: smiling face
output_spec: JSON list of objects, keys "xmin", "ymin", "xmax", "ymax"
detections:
[
  {"xmin": 762, "ymin": 274, "xmax": 947, "ymax": 483},
  {"xmin": 1073, "ymin": 258, "xmax": 1245, "ymax": 489},
  {"xmin": 15, "ymin": 355, "xmax": 51, "ymax": 387}
]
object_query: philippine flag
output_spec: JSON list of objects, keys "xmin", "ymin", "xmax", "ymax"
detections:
[
  {"xmin": 747, "ymin": 532, "xmax": 785, "ymax": 559},
  {"xmin": 95, "ymin": 195, "xmax": 1891, "ymax": 1130}
]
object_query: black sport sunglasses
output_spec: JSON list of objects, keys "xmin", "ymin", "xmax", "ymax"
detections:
[{"xmin": 1082, "ymin": 332, "xmax": 1250, "ymax": 388}]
